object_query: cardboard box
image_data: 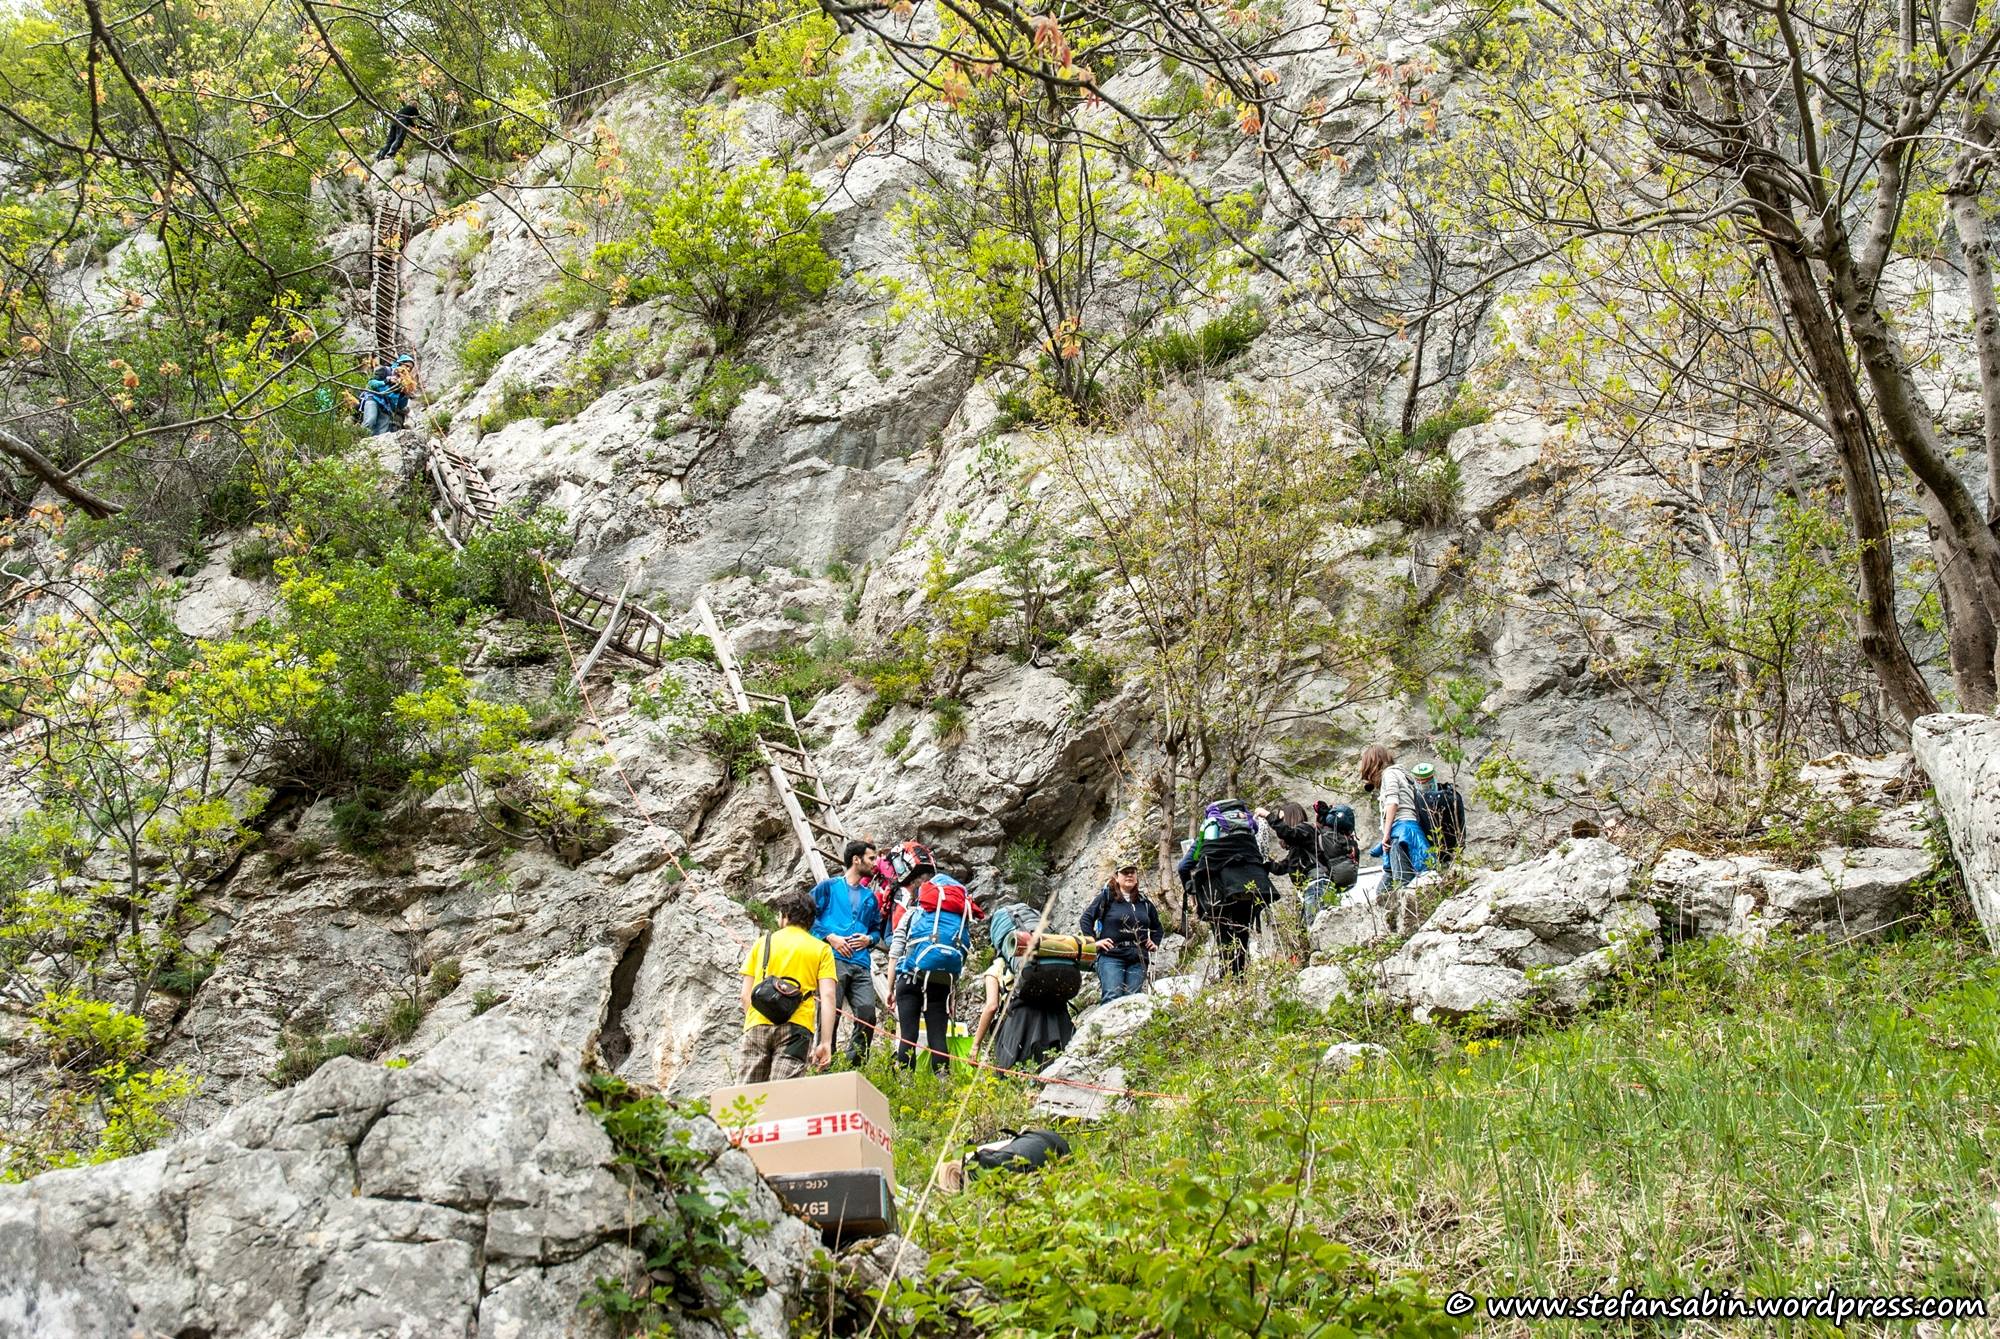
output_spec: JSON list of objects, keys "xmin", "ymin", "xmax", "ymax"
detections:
[
  {"xmin": 709, "ymin": 1072, "xmax": 895, "ymax": 1177},
  {"xmin": 769, "ymin": 1168, "xmax": 898, "ymax": 1243}
]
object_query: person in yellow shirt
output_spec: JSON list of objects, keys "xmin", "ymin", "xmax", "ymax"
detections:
[{"xmin": 737, "ymin": 887, "xmax": 838, "ymax": 1082}]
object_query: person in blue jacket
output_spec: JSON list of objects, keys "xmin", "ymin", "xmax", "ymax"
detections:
[{"xmin": 809, "ymin": 838, "xmax": 883, "ymax": 1064}]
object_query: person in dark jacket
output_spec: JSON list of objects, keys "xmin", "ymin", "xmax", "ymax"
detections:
[
  {"xmin": 1079, "ymin": 862, "xmax": 1162, "ymax": 1002},
  {"xmin": 1268, "ymin": 800, "xmax": 1358, "ymax": 921},
  {"xmin": 1176, "ymin": 798, "xmax": 1279, "ymax": 978},
  {"xmin": 376, "ymin": 99, "xmax": 420, "ymax": 162}
]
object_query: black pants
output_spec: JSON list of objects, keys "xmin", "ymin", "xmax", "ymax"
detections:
[
  {"xmin": 376, "ymin": 122, "xmax": 409, "ymax": 161},
  {"xmin": 1213, "ymin": 896, "xmax": 1258, "ymax": 977},
  {"xmin": 894, "ymin": 972, "xmax": 952, "ymax": 1072}
]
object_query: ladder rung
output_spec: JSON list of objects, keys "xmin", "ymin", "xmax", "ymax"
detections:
[
  {"xmin": 760, "ymin": 739, "xmax": 806, "ymax": 757},
  {"xmin": 805, "ymin": 817, "xmax": 846, "ymax": 837}
]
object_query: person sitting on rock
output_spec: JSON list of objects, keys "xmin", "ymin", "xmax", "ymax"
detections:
[
  {"xmin": 736, "ymin": 886, "xmax": 836, "ymax": 1083},
  {"xmin": 1176, "ymin": 798, "xmax": 1279, "ymax": 979},
  {"xmin": 1078, "ymin": 860, "xmax": 1161, "ymax": 1002},
  {"xmin": 1361, "ymin": 745, "xmax": 1431, "ymax": 927},
  {"xmin": 809, "ymin": 839, "xmax": 884, "ymax": 1066}
]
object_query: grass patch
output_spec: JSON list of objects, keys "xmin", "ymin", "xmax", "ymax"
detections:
[{"xmin": 863, "ymin": 928, "xmax": 2000, "ymax": 1329}]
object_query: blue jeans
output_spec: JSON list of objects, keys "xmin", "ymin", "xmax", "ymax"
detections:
[
  {"xmin": 1385, "ymin": 819, "xmax": 1432, "ymax": 889},
  {"xmin": 1095, "ymin": 955, "xmax": 1146, "ymax": 1002},
  {"xmin": 1302, "ymin": 875, "xmax": 1330, "ymax": 922}
]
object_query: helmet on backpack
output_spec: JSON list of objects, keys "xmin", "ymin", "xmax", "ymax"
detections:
[
  {"xmin": 1412, "ymin": 762, "xmax": 1435, "ymax": 781},
  {"xmin": 888, "ymin": 840, "xmax": 936, "ymax": 886},
  {"xmin": 1324, "ymin": 804, "xmax": 1356, "ymax": 836}
]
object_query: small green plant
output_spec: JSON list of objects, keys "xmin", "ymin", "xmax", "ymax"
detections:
[
  {"xmin": 883, "ymin": 721, "xmax": 913, "ymax": 756},
  {"xmin": 661, "ymin": 631, "xmax": 716, "ymax": 663},
  {"xmin": 691, "ymin": 355, "xmax": 764, "ymax": 421},
  {"xmin": 931, "ymin": 696, "xmax": 968, "ymax": 743},
  {"xmin": 580, "ymin": 1074, "xmax": 770, "ymax": 1333},
  {"xmin": 470, "ymin": 987, "xmax": 503, "ymax": 1016},
  {"xmin": 701, "ymin": 708, "xmax": 777, "ymax": 779},
  {"xmin": 1063, "ymin": 645, "xmax": 1119, "ymax": 709},
  {"xmin": 228, "ymin": 535, "xmax": 276, "ymax": 579},
  {"xmin": 1129, "ymin": 302, "xmax": 1268, "ymax": 385},
  {"xmin": 331, "ymin": 788, "xmax": 393, "ymax": 854},
  {"xmin": 856, "ymin": 695, "xmax": 892, "ymax": 733},
  {"xmin": 998, "ymin": 836, "xmax": 1050, "ymax": 893},
  {"xmin": 427, "ymin": 957, "xmax": 463, "ymax": 998}
]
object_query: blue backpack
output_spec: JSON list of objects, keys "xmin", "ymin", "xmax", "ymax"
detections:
[{"xmin": 903, "ymin": 905, "xmax": 971, "ymax": 975}]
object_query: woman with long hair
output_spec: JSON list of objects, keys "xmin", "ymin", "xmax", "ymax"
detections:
[{"xmin": 1359, "ymin": 745, "xmax": 1431, "ymax": 906}]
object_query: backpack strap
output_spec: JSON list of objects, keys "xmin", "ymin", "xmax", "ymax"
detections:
[{"xmin": 758, "ymin": 931, "xmax": 774, "ymax": 977}]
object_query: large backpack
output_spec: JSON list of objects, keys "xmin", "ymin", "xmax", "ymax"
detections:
[
  {"xmin": 1416, "ymin": 783, "xmax": 1467, "ymax": 860},
  {"xmin": 1013, "ymin": 958, "xmax": 1083, "ymax": 1007},
  {"xmin": 891, "ymin": 877, "xmax": 982, "ymax": 930},
  {"xmin": 968, "ymin": 1128, "xmax": 1070, "ymax": 1175},
  {"xmin": 902, "ymin": 904, "xmax": 971, "ymax": 976},
  {"xmin": 1314, "ymin": 824, "xmax": 1360, "ymax": 891},
  {"xmin": 988, "ymin": 900, "xmax": 1039, "ymax": 969}
]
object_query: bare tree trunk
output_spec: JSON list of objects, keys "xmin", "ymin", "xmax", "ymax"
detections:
[
  {"xmin": 1822, "ymin": 242, "xmax": 2000, "ymax": 677},
  {"xmin": 1750, "ymin": 196, "xmax": 1942, "ymax": 730},
  {"xmin": 1933, "ymin": 524, "xmax": 1999, "ymax": 710}
]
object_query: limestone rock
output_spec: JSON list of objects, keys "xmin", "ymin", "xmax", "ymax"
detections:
[
  {"xmin": 1911, "ymin": 714, "xmax": 2000, "ymax": 951},
  {"xmin": 1309, "ymin": 869, "xmax": 1399, "ymax": 956},
  {"xmin": 0, "ymin": 1013, "xmax": 817, "ymax": 1339},
  {"xmin": 1291, "ymin": 964, "xmax": 1354, "ymax": 1012},
  {"xmin": 1379, "ymin": 839, "xmax": 1657, "ymax": 1023},
  {"xmin": 1148, "ymin": 973, "xmax": 1203, "ymax": 1000},
  {"xmin": 1031, "ymin": 992, "xmax": 1156, "ymax": 1121},
  {"xmin": 1650, "ymin": 845, "xmax": 1931, "ymax": 945}
]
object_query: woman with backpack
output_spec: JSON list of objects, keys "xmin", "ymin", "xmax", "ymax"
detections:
[
  {"xmin": 1269, "ymin": 801, "xmax": 1360, "ymax": 921},
  {"xmin": 1078, "ymin": 861, "xmax": 1162, "ymax": 1002},
  {"xmin": 1360, "ymin": 745, "xmax": 1431, "ymax": 892},
  {"xmin": 883, "ymin": 841, "xmax": 977, "ymax": 1073},
  {"xmin": 1175, "ymin": 798, "xmax": 1281, "ymax": 978}
]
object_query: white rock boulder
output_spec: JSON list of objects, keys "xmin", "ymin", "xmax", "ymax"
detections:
[
  {"xmin": 1379, "ymin": 839, "xmax": 1657, "ymax": 1023},
  {"xmin": 1031, "ymin": 992, "xmax": 1157, "ymax": 1121},
  {"xmin": 1912, "ymin": 714, "xmax": 2000, "ymax": 951},
  {"xmin": 0, "ymin": 1013, "xmax": 818, "ymax": 1339}
]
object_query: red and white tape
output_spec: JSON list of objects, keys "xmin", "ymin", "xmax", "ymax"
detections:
[{"xmin": 727, "ymin": 1109, "xmax": 893, "ymax": 1154}]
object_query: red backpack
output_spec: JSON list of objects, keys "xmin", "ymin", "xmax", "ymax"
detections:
[{"xmin": 890, "ymin": 878, "xmax": 984, "ymax": 929}]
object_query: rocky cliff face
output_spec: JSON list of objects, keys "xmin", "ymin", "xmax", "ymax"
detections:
[{"xmin": 0, "ymin": 1014, "xmax": 818, "ymax": 1339}]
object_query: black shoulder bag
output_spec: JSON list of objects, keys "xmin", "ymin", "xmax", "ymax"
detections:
[{"xmin": 749, "ymin": 932, "xmax": 806, "ymax": 1026}]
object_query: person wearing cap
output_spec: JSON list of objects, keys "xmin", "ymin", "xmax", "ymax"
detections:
[{"xmin": 1079, "ymin": 860, "xmax": 1163, "ymax": 1002}]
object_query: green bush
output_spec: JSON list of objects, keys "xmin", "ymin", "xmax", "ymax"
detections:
[
  {"xmin": 592, "ymin": 119, "xmax": 837, "ymax": 342},
  {"xmin": 582, "ymin": 1075, "xmax": 771, "ymax": 1333},
  {"xmin": 735, "ymin": 2, "xmax": 851, "ymax": 138},
  {"xmin": 1130, "ymin": 303, "xmax": 1267, "ymax": 384},
  {"xmin": 931, "ymin": 696, "xmax": 968, "ymax": 742},
  {"xmin": 691, "ymin": 355, "xmax": 764, "ymax": 421},
  {"xmin": 701, "ymin": 708, "xmax": 777, "ymax": 779}
]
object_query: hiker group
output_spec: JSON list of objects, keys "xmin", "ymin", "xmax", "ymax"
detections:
[
  {"xmin": 736, "ymin": 744, "xmax": 1465, "ymax": 1083},
  {"xmin": 737, "ymin": 839, "xmax": 1165, "ymax": 1085},
  {"xmin": 1174, "ymin": 743, "xmax": 1464, "ymax": 978}
]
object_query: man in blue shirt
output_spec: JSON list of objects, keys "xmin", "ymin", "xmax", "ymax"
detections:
[{"xmin": 810, "ymin": 838, "xmax": 883, "ymax": 1064}]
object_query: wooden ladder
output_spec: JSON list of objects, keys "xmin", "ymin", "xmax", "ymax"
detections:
[
  {"xmin": 369, "ymin": 186, "xmax": 672, "ymax": 674},
  {"xmin": 695, "ymin": 598, "xmax": 848, "ymax": 883},
  {"xmin": 370, "ymin": 194, "xmax": 407, "ymax": 365}
]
